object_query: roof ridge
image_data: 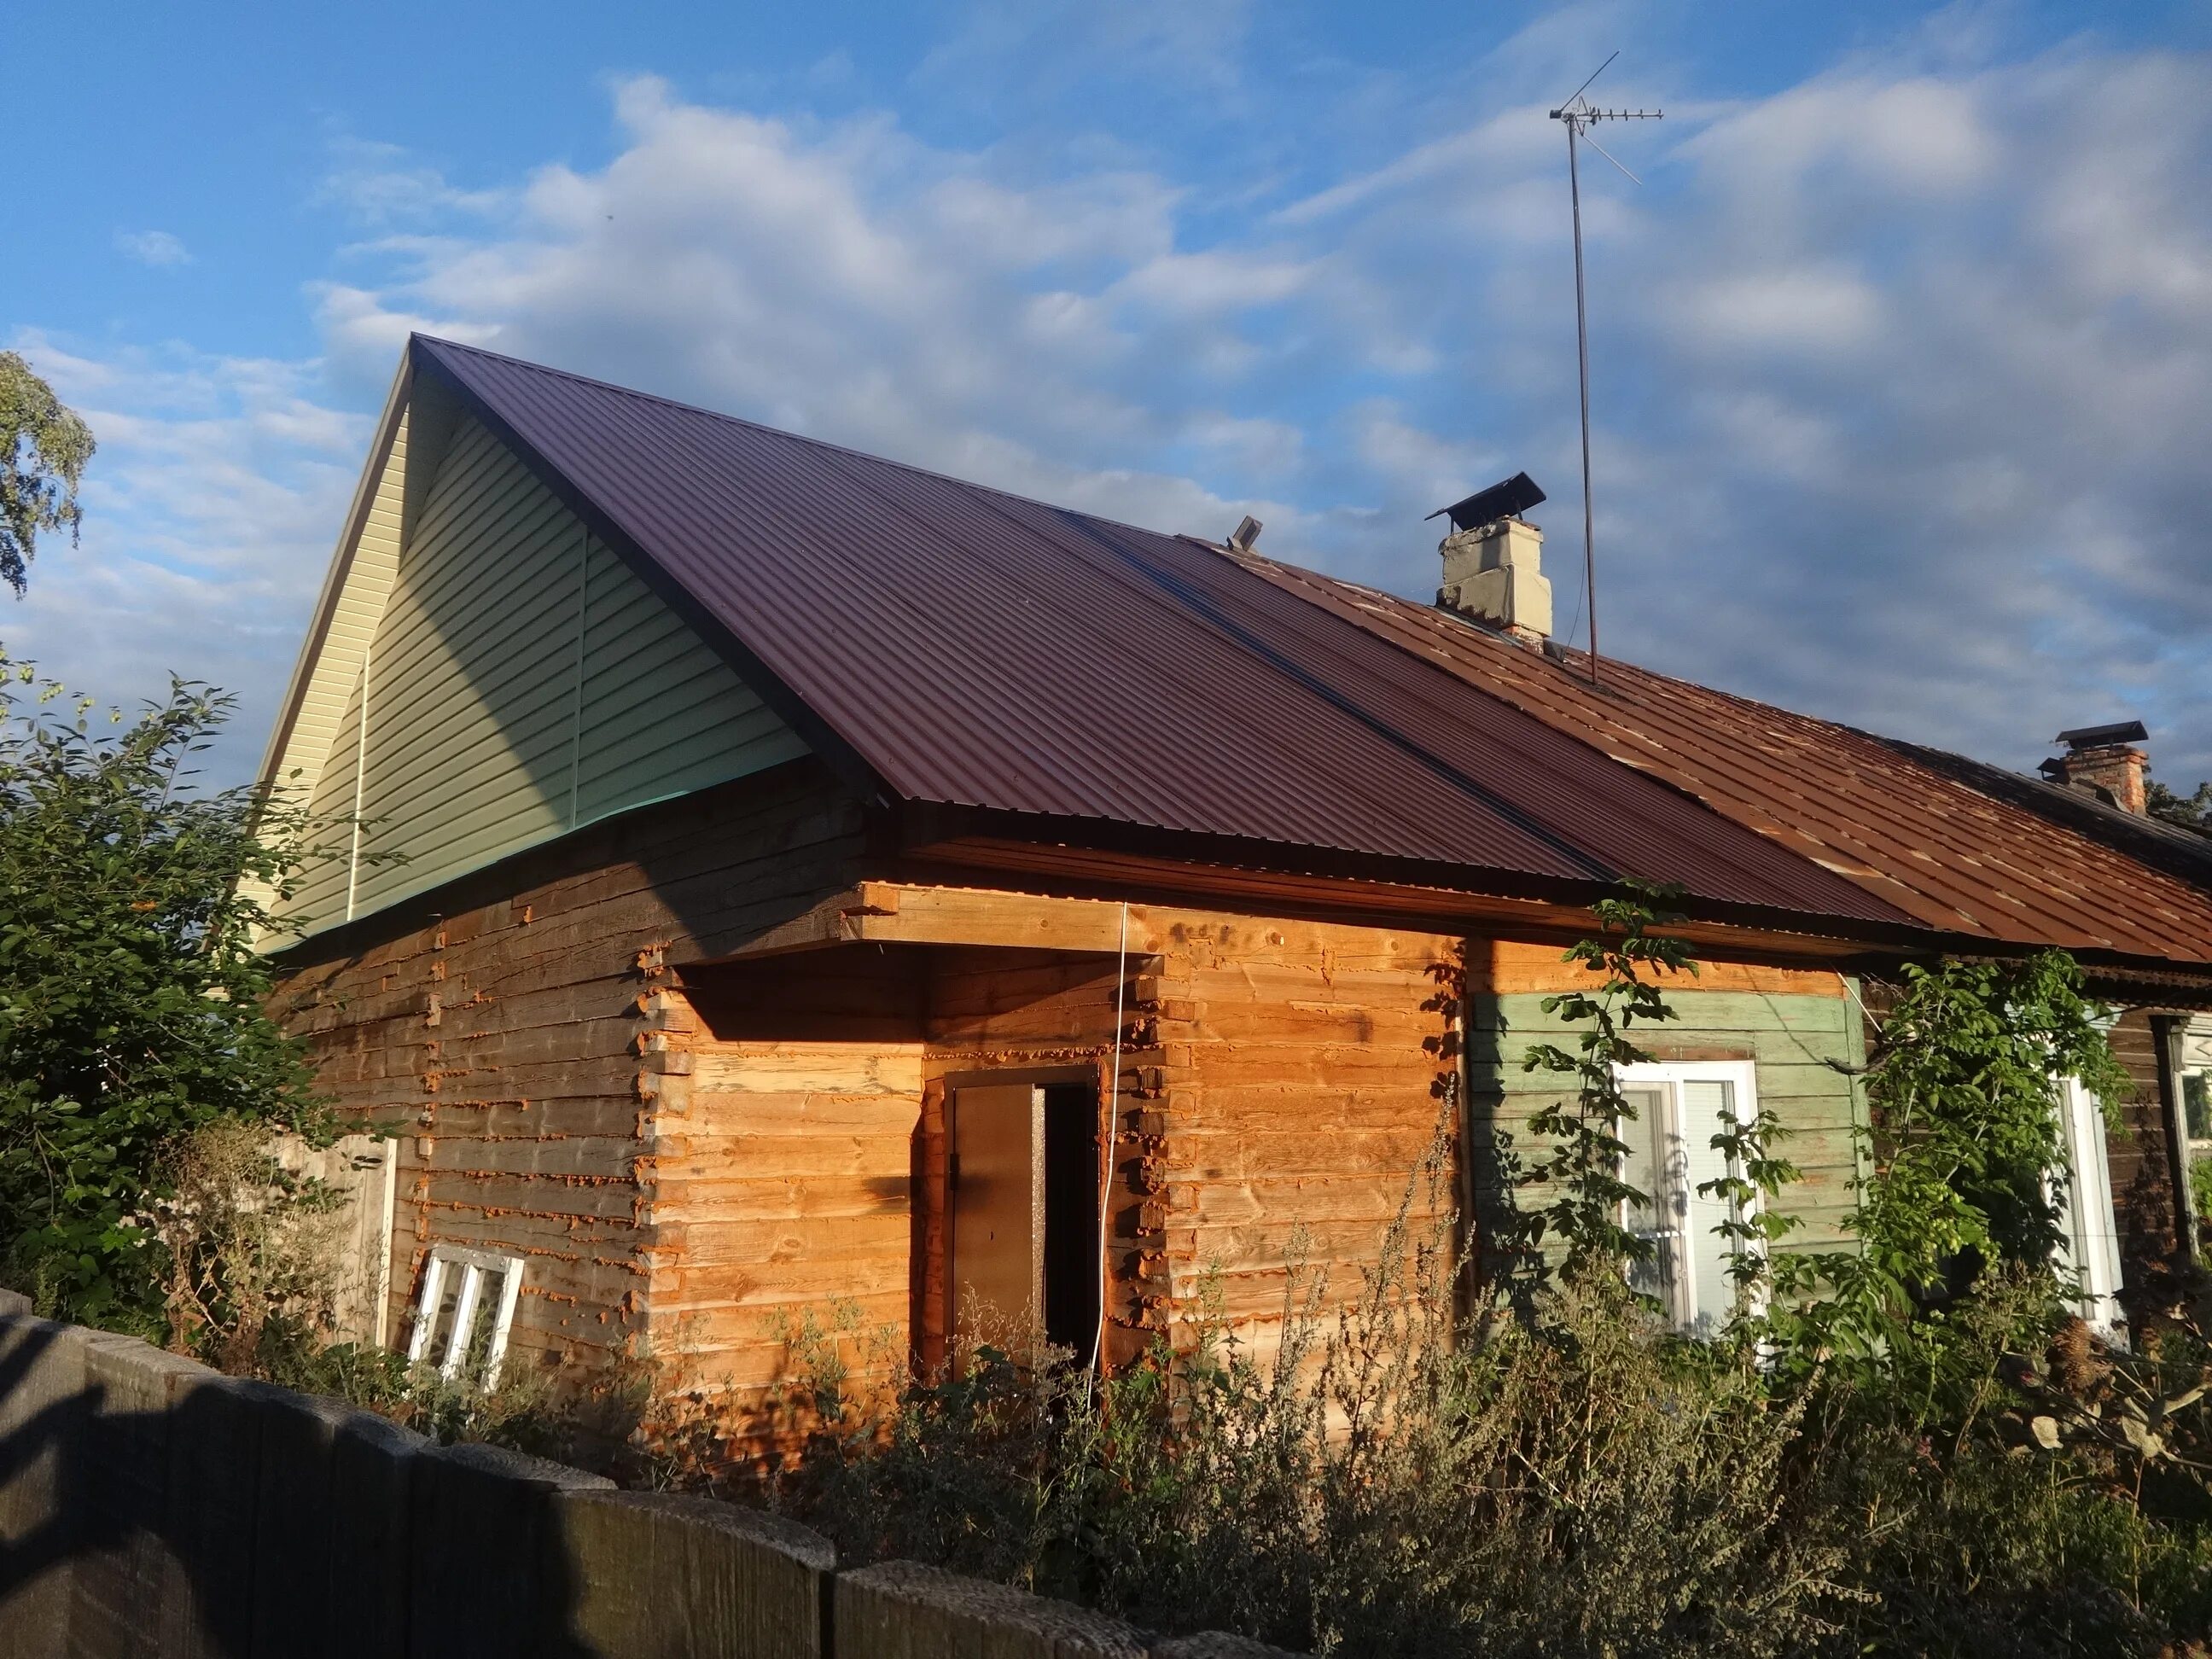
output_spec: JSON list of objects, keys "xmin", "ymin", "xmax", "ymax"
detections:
[{"xmin": 413, "ymin": 333, "xmax": 1195, "ymax": 550}]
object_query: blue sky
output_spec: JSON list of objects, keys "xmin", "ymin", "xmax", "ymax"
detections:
[{"xmin": 7, "ymin": 0, "xmax": 2211, "ymax": 785}]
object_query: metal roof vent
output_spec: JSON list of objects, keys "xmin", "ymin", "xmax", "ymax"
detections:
[{"xmin": 1226, "ymin": 515, "xmax": 1263, "ymax": 553}]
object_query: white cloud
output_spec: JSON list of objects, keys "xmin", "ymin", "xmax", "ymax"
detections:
[
  {"xmin": 23, "ymin": 27, "xmax": 2212, "ymax": 799},
  {"xmin": 115, "ymin": 230, "xmax": 191, "ymax": 267},
  {"xmin": 0, "ymin": 335, "xmax": 361, "ymax": 779}
]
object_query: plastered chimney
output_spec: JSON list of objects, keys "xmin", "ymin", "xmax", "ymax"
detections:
[
  {"xmin": 1438, "ymin": 516, "xmax": 1552, "ymax": 649},
  {"xmin": 2040, "ymin": 721, "xmax": 2150, "ymax": 815}
]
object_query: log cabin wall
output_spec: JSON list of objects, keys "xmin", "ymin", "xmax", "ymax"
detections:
[
  {"xmin": 265, "ymin": 760, "xmax": 867, "ymax": 1386},
  {"xmin": 1465, "ymin": 943, "xmax": 1868, "ymax": 1278},
  {"xmin": 653, "ymin": 904, "xmax": 1461, "ymax": 1405},
  {"xmin": 2107, "ymin": 1007, "xmax": 2188, "ymax": 1303},
  {"xmin": 1140, "ymin": 912, "xmax": 1464, "ymax": 1373}
]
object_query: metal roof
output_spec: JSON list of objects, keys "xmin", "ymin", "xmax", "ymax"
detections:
[
  {"xmin": 411, "ymin": 335, "xmax": 1909, "ymax": 932},
  {"xmin": 1231, "ymin": 552, "xmax": 2212, "ymax": 967}
]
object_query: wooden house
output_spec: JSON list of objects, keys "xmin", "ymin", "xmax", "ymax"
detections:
[{"xmin": 256, "ymin": 336, "xmax": 2212, "ymax": 1407}]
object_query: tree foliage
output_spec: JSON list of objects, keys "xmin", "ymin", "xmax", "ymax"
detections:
[
  {"xmin": 0, "ymin": 657, "xmax": 345, "ymax": 1326},
  {"xmin": 0, "ymin": 352, "xmax": 95, "ymax": 597},
  {"xmin": 2149, "ymin": 777, "xmax": 2212, "ymax": 839}
]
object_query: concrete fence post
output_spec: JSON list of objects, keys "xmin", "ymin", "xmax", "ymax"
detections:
[
  {"xmin": 549, "ymin": 1490, "xmax": 835, "ymax": 1659},
  {"xmin": 406, "ymin": 1439, "xmax": 612, "ymax": 1659},
  {"xmin": 834, "ymin": 1559, "xmax": 1150, "ymax": 1658}
]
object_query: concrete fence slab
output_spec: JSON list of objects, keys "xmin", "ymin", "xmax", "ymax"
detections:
[
  {"xmin": 157, "ymin": 1374, "xmax": 264, "ymax": 1659},
  {"xmin": 324, "ymin": 1410, "xmax": 429, "ymax": 1659},
  {"xmin": 1149, "ymin": 1633, "xmax": 1305, "ymax": 1658},
  {"xmin": 70, "ymin": 1335, "xmax": 215, "ymax": 1659},
  {"xmin": 407, "ymin": 1440, "xmax": 612, "ymax": 1659},
  {"xmin": 551, "ymin": 1490, "xmax": 834, "ymax": 1659},
  {"xmin": 0, "ymin": 1315, "xmax": 92, "ymax": 1659},
  {"xmin": 835, "ymin": 1559, "xmax": 1150, "ymax": 1659},
  {"xmin": 246, "ymin": 1385, "xmax": 374, "ymax": 1659}
]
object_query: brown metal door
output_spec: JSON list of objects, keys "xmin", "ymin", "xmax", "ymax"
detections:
[{"xmin": 951, "ymin": 1083, "xmax": 1045, "ymax": 1353}]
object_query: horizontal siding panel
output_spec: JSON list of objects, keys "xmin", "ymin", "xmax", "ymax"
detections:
[{"xmin": 287, "ymin": 411, "xmax": 810, "ymax": 937}]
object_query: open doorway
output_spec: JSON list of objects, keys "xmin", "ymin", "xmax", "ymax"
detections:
[{"xmin": 949, "ymin": 1080, "xmax": 1102, "ymax": 1359}]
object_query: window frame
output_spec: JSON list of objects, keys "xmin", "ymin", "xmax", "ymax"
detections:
[
  {"xmin": 405, "ymin": 1244, "xmax": 525, "ymax": 1386},
  {"xmin": 1612, "ymin": 1058, "xmax": 1764, "ymax": 1335},
  {"xmin": 2052, "ymin": 1074, "xmax": 2124, "ymax": 1337},
  {"xmin": 2175, "ymin": 1020, "xmax": 2212, "ymax": 1238}
]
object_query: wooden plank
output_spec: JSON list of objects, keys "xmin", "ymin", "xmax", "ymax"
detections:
[{"xmin": 692, "ymin": 1044, "xmax": 924, "ymax": 1096}]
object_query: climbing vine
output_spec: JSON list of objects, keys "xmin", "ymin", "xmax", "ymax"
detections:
[
  {"xmin": 1516, "ymin": 881, "xmax": 1698, "ymax": 1273},
  {"xmin": 1766, "ymin": 952, "xmax": 2130, "ymax": 1368}
]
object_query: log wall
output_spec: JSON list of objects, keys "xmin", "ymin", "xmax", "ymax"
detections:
[
  {"xmin": 652, "ymin": 905, "xmax": 1459, "ymax": 1399},
  {"xmin": 265, "ymin": 760, "xmax": 867, "ymax": 1384},
  {"xmin": 2108, "ymin": 1007, "xmax": 2187, "ymax": 1305}
]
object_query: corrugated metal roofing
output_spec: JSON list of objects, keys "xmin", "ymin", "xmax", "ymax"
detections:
[
  {"xmin": 1233, "ymin": 552, "xmax": 2212, "ymax": 966},
  {"xmin": 412, "ymin": 335, "xmax": 1906, "ymax": 930}
]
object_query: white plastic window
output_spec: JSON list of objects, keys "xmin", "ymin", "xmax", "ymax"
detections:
[
  {"xmin": 1613, "ymin": 1061, "xmax": 1763, "ymax": 1337},
  {"xmin": 406, "ymin": 1245, "xmax": 524, "ymax": 1386},
  {"xmin": 2053, "ymin": 1077, "xmax": 2125, "ymax": 1337},
  {"xmin": 2178, "ymin": 1021, "xmax": 2212, "ymax": 1232}
]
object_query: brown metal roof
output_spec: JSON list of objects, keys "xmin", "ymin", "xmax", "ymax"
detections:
[
  {"xmin": 1233, "ymin": 553, "xmax": 2212, "ymax": 967},
  {"xmin": 411, "ymin": 335, "xmax": 1909, "ymax": 933}
]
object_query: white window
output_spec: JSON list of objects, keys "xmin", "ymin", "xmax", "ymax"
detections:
[
  {"xmin": 2053, "ymin": 1076, "xmax": 2125, "ymax": 1337},
  {"xmin": 1613, "ymin": 1061, "xmax": 1763, "ymax": 1337},
  {"xmin": 2177, "ymin": 1021, "xmax": 2212, "ymax": 1238},
  {"xmin": 406, "ymin": 1245, "xmax": 524, "ymax": 1386}
]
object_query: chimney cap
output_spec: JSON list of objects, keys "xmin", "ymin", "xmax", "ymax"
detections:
[
  {"xmin": 2057, "ymin": 719, "xmax": 2148, "ymax": 750},
  {"xmin": 1427, "ymin": 472, "xmax": 1546, "ymax": 533}
]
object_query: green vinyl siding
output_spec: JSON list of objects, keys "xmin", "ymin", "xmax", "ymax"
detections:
[
  {"xmin": 279, "ymin": 414, "xmax": 807, "ymax": 934},
  {"xmin": 1466, "ymin": 986, "xmax": 1870, "ymax": 1255}
]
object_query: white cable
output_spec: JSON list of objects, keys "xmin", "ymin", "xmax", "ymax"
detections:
[{"xmin": 1091, "ymin": 902, "xmax": 1129, "ymax": 1377}]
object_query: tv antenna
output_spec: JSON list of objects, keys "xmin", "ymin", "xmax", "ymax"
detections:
[{"xmin": 1550, "ymin": 52, "xmax": 1659, "ymax": 684}]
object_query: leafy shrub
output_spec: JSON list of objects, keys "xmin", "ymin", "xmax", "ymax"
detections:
[{"xmin": 0, "ymin": 659, "xmax": 354, "ymax": 1327}]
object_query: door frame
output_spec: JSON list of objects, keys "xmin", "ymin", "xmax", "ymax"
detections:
[{"xmin": 939, "ymin": 1064, "xmax": 1109, "ymax": 1370}]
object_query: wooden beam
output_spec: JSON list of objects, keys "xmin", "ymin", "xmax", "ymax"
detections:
[{"xmin": 705, "ymin": 882, "xmax": 1143, "ymax": 963}]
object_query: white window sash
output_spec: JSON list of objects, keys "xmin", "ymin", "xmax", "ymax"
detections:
[
  {"xmin": 1613, "ymin": 1060, "xmax": 1763, "ymax": 1335},
  {"xmin": 405, "ymin": 1245, "xmax": 527, "ymax": 1386},
  {"xmin": 2054, "ymin": 1076, "xmax": 2124, "ymax": 1337}
]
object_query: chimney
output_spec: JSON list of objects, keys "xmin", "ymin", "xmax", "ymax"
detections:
[
  {"xmin": 1430, "ymin": 472, "xmax": 1552, "ymax": 649},
  {"xmin": 2040, "ymin": 720, "xmax": 2150, "ymax": 815}
]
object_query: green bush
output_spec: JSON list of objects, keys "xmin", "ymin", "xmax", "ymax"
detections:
[
  {"xmin": 752, "ymin": 1198, "xmax": 2210, "ymax": 1656},
  {"xmin": 0, "ymin": 659, "xmax": 353, "ymax": 1329}
]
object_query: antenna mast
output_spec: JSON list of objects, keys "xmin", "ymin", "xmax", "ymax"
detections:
[{"xmin": 1550, "ymin": 54, "xmax": 1659, "ymax": 684}]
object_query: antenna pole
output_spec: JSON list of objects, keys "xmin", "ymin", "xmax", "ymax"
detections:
[
  {"xmin": 1548, "ymin": 62, "xmax": 1659, "ymax": 687},
  {"xmin": 1567, "ymin": 114, "xmax": 1598, "ymax": 684}
]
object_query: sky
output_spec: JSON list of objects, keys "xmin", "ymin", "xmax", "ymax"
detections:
[{"xmin": 6, "ymin": 0, "xmax": 2210, "ymax": 789}]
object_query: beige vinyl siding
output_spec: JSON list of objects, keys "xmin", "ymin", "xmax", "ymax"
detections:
[
  {"xmin": 279, "ymin": 412, "xmax": 806, "ymax": 934},
  {"xmin": 289, "ymin": 666, "xmax": 369, "ymax": 923},
  {"xmin": 265, "ymin": 396, "xmax": 411, "ymax": 812}
]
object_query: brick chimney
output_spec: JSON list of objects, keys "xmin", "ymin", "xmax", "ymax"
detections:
[
  {"xmin": 1431, "ymin": 473, "xmax": 1552, "ymax": 649},
  {"xmin": 2040, "ymin": 721, "xmax": 2149, "ymax": 815}
]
